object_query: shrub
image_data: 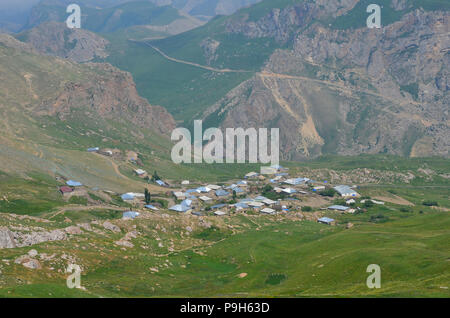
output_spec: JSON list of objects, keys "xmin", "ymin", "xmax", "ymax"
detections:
[
  {"xmin": 422, "ymin": 200, "xmax": 438, "ymax": 207},
  {"xmin": 319, "ymin": 188, "xmax": 336, "ymax": 197},
  {"xmin": 301, "ymin": 206, "xmax": 312, "ymax": 212}
]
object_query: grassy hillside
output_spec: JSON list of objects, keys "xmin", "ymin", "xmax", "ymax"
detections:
[{"xmin": 1, "ymin": 201, "xmax": 448, "ymax": 297}]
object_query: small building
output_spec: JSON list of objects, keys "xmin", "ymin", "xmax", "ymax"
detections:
[
  {"xmin": 318, "ymin": 217, "xmax": 335, "ymax": 225},
  {"xmin": 254, "ymin": 195, "xmax": 268, "ymax": 202},
  {"xmin": 181, "ymin": 199, "xmax": 192, "ymax": 208},
  {"xmin": 169, "ymin": 204, "xmax": 190, "ymax": 213},
  {"xmin": 215, "ymin": 189, "xmax": 230, "ymax": 197},
  {"xmin": 207, "ymin": 184, "xmax": 222, "ymax": 190},
  {"xmin": 199, "ymin": 196, "xmax": 212, "ymax": 202},
  {"xmin": 173, "ymin": 191, "xmax": 186, "ymax": 200},
  {"xmin": 214, "ymin": 211, "xmax": 227, "ymax": 216},
  {"xmin": 87, "ymin": 147, "xmax": 99, "ymax": 152},
  {"xmin": 245, "ymin": 172, "xmax": 259, "ymax": 179},
  {"xmin": 121, "ymin": 193, "xmax": 135, "ymax": 201},
  {"xmin": 134, "ymin": 169, "xmax": 147, "ymax": 177},
  {"xmin": 197, "ymin": 186, "xmax": 212, "ymax": 193},
  {"xmin": 211, "ymin": 203, "xmax": 227, "ymax": 210},
  {"xmin": 313, "ymin": 186, "xmax": 326, "ymax": 191},
  {"xmin": 248, "ymin": 201, "xmax": 264, "ymax": 208},
  {"xmin": 145, "ymin": 205, "xmax": 158, "ymax": 211},
  {"xmin": 334, "ymin": 185, "xmax": 360, "ymax": 198},
  {"xmin": 59, "ymin": 186, "xmax": 73, "ymax": 195},
  {"xmin": 260, "ymin": 208, "xmax": 276, "ymax": 215},
  {"xmin": 262, "ymin": 199, "xmax": 277, "ymax": 206},
  {"xmin": 122, "ymin": 211, "xmax": 140, "ymax": 219},
  {"xmin": 66, "ymin": 180, "xmax": 83, "ymax": 187},
  {"xmin": 328, "ymin": 205, "xmax": 349, "ymax": 212},
  {"xmin": 234, "ymin": 202, "xmax": 249, "ymax": 210},
  {"xmin": 156, "ymin": 180, "xmax": 168, "ymax": 187},
  {"xmin": 282, "ymin": 188, "xmax": 297, "ymax": 194},
  {"xmin": 346, "ymin": 199, "xmax": 356, "ymax": 205},
  {"xmin": 284, "ymin": 178, "xmax": 309, "ymax": 186},
  {"xmin": 181, "ymin": 180, "xmax": 190, "ymax": 185},
  {"xmin": 231, "ymin": 187, "xmax": 245, "ymax": 194}
]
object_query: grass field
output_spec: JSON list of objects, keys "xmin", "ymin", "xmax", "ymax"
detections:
[{"xmin": 0, "ymin": 206, "xmax": 448, "ymax": 297}]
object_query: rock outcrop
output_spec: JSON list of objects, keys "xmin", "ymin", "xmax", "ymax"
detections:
[
  {"xmin": 0, "ymin": 227, "xmax": 16, "ymax": 249},
  {"xmin": 204, "ymin": 5, "xmax": 449, "ymax": 159},
  {"xmin": 18, "ymin": 22, "xmax": 109, "ymax": 63}
]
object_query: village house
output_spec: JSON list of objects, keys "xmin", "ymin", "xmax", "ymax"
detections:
[
  {"xmin": 318, "ymin": 217, "xmax": 336, "ymax": 225},
  {"xmin": 328, "ymin": 205, "xmax": 349, "ymax": 212},
  {"xmin": 245, "ymin": 172, "xmax": 259, "ymax": 179},
  {"xmin": 134, "ymin": 169, "xmax": 147, "ymax": 178},
  {"xmin": 173, "ymin": 191, "xmax": 186, "ymax": 201},
  {"xmin": 261, "ymin": 208, "xmax": 276, "ymax": 215},
  {"xmin": 199, "ymin": 196, "xmax": 212, "ymax": 202},
  {"xmin": 59, "ymin": 186, "xmax": 73, "ymax": 196},
  {"xmin": 334, "ymin": 185, "xmax": 360, "ymax": 198}
]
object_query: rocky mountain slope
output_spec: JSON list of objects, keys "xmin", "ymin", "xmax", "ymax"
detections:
[
  {"xmin": 16, "ymin": 22, "xmax": 109, "ymax": 62},
  {"xmin": 206, "ymin": 5, "xmax": 449, "ymax": 159},
  {"xmin": 132, "ymin": 0, "xmax": 448, "ymax": 159},
  {"xmin": 0, "ymin": 34, "xmax": 175, "ymax": 181}
]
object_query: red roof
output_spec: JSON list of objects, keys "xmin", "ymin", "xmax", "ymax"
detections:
[{"xmin": 60, "ymin": 186, "xmax": 73, "ymax": 193}]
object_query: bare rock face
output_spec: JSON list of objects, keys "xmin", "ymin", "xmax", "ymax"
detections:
[
  {"xmin": 19, "ymin": 230, "xmax": 67, "ymax": 247},
  {"xmin": 28, "ymin": 249, "xmax": 38, "ymax": 257},
  {"xmin": 36, "ymin": 63, "xmax": 176, "ymax": 136},
  {"xmin": 206, "ymin": 7, "xmax": 449, "ymax": 159},
  {"xmin": 15, "ymin": 255, "xmax": 41, "ymax": 269},
  {"xmin": 0, "ymin": 227, "xmax": 17, "ymax": 249},
  {"xmin": 103, "ymin": 221, "xmax": 121, "ymax": 233},
  {"xmin": 19, "ymin": 22, "xmax": 109, "ymax": 63},
  {"xmin": 65, "ymin": 226, "xmax": 83, "ymax": 235}
]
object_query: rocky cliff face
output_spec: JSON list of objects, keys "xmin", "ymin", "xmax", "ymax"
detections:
[
  {"xmin": 204, "ymin": 3, "xmax": 449, "ymax": 159},
  {"xmin": 35, "ymin": 62, "xmax": 176, "ymax": 135},
  {"xmin": 225, "ymin": 0, "xmax": 358, "ymax": 43},
  {"xmin": 18, "ymin": 22, "xmax": 109, "ymax": 63},
  {"xmin": 0, "ymin": 34, "xmax": 175, "ymax": 137}
]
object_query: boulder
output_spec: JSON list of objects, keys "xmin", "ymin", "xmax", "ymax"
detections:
[
  {"xmin": 103, "ymin": 221, "xmax": 121, "ymax": 233},
  {"xmin": 28, "ymin": 249, "xmax": 38, "ymax": 257},
  {"xmin": 65, "ymin": 226, "xmax": 83, "ymax": 235},
  {"xmin": 0, "ymin": 227, "xmax": 16, "ymax": 248}
]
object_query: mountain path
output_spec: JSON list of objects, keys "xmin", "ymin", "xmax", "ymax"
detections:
[{"xmin": 142, "ymin": 42, "xmax": 427, "ymax": 121}]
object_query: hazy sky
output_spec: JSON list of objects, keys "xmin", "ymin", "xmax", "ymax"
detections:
[{"xmin": 0, "ymin": 0, "xmax": 41, "ymax": 11}]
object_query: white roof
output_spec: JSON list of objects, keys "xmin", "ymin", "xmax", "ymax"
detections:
[
  {"xmin": 207, "ymin": 184, "xmax": 222, "ymax": 190},
  {"xmin": 214, "ymin": 211, "xmax": 227, "ymax": 216},
  {"xmin": 173, "ymin": 191, "xmax": 186, "ymax": 198},
  {"xmin": 128, "ymin": 192, "xmax": 144, "ymax": 198},
  {"xmin": 248, "ymin": 201, "xmax": 264, "ymax": 207},
  {"xmin": 261, "ymin": 208, "xmax": 276, "ymax": 214},
  {"xmin": 334, "ymin": 185, "xmax": 359, "ymax": 197},
  {"xmin": 199, "ymin": 196, "xmax": 212, "ymax": 201},
  {"xmin": 135, "ymin": 169, "xmax": 146, "ymax": 175},
  {"xmin": 245, "ymin": 172, "xmax": 259, "ymax": 177},
  {"xmin": 262, "ymin": 199, "xmax": 277, "ymax": 205},
  {"xmin": 181, "ymin": 180, "xmax": 190, "ymax": 185}
]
